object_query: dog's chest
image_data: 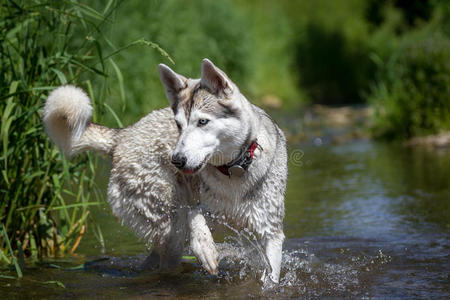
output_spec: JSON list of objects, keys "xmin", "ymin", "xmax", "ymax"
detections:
[
  {"xmin": 200, "ymin": 173, "xmax": 246, "ymax": 208},
  {"xmin": 198, "ymin": 168, "xmax": 265, "ymax": 229}
]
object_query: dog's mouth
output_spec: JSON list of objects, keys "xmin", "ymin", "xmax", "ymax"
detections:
[
  {"xmin": 180, "ymin": 155, "xmax": 210, "ymax": 175},
  {"xmin": 180, "ymin": 164, "xmax": 202, "ymax": 175}
]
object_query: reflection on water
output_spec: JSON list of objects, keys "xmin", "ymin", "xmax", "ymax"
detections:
[
  {"xmin": 1, "ymin": 116, "xmax": 449, "ymax": 298},
  {"xmin": 286, "ymin": 141, "xmax": 450, "ymax": 239},
  {"xmin": 282, "ymin": 140, "xmax": 449, "ymax": 298}
]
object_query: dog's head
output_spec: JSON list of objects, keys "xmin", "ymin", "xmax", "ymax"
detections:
[{"xmin": 159, "ymin": 59, "xmax": 255, "ymax": 174}]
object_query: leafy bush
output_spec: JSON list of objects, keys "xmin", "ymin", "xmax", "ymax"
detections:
[{"xmin": 369, "ymin": 33, "xmax": 450, "ymax": 139}]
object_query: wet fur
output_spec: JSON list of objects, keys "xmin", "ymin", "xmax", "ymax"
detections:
[
  {"xmin": 160, "ymin": 59, "xmax": 287, "ymax": 282},
  {"xmin": 43, "ymin": 59, "xmax": 287, "ymax": 283}
]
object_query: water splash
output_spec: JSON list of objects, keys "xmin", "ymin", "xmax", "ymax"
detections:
[
  {"xmin": 199, "ymin": 213, "xmax": 393, "ymax": 297},
  {"xmin": 202, "ymin": 237, "xmax": 392, "ymax": 298}
]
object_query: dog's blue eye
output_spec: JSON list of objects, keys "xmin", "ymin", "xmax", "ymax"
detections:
[{"xmin": 198, "ymin": 119, "xmax": 209, "ymax": 127}]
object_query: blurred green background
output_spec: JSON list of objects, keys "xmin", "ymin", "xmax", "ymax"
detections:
[
  {"xmin": 99, "ymin": 0, "xmax": 450, "ymax": 139},
  {"xmin": 1, "ymin": 0, "xmax": 449, "ymax": 269}
]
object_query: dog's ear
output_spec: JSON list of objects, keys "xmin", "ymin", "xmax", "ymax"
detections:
[
  {"xmin": 158, "ymin": 64, "xmax": 187, "ymax": 107},
  {"xmin": 200, "ymin": 58, "xmax": 233, "ymax": 97}
]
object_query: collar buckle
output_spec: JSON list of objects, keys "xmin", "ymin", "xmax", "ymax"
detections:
[
  {"xmin": 228, "ymin": 165, "xmax": 246, "ymax": 177},
  {"xmin": 216, "ymin": 140, "xmax": 260, "ymax": 177}
]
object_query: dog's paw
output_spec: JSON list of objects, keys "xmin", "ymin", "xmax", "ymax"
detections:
[
  {"xmin": 190, "ymin": 231, "xmax": 219, "ymax": 275},
  {"xmin": 260, "ymin": 270, "xmax": 278, "ymax": 289},
  {"xmin": 140, "ymin": 251, "xmax": 160, "ymax": 271}
]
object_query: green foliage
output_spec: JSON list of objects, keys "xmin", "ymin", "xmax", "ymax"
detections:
[
  {"xmin": 0, "ymin": 0, "xmax": 122, "ymax": 266},
  {"xmin": 233, "ymin": 0, "xmax": 303, "ymax": 105},
  {"xmin": 1, "ymin": 0, "xmax": 448, "ymax": 274},
  {"xmin": 93, "ymin": 0, "xmax": 450, "ymax": 138},
  {"xmin": 104, "ymin": 0, "xmax": 253, "ymax": 125},
  {"xmin": 295, "ymin": 23, "xmax": 375, "ymax": 104},
  {"xmin": 367, "ymin": 0, "xmax": 450, "ymax": 139},
  {"xmin": 282, "ymin": 0, "xmax": 374, "ymax": 104},
  {"xmin": 369, "ymin": 33, "xmax": 450, "ymax": 139}
]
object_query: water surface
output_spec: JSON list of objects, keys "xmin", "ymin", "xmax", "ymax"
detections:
[{"xmin": 1, "ymin": 110, "xmax": 449, "ymax": 298}]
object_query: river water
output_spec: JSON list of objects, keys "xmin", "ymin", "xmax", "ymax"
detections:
[{"xmin": 1, "ymin": 108, "xmax": 449, "ymax": 298}]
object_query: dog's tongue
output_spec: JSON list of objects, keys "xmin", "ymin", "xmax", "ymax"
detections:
[{"xmin": 182, "ymin": 169, "xmax": 196, "ymax": 174}]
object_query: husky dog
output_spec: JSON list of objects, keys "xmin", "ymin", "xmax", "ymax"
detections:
[{"xmin": 43, "ymin": 59, "xmax": 287, "ymax": 283}]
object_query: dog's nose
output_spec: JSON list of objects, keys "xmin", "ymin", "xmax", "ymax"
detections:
[{"xmin": 171, "ymin": 153, "xmax": 187, "ymax": 169}]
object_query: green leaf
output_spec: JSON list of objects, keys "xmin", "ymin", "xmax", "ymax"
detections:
[
  {"xmin": 1, "ymin": 224, "xmax": 22, "ymax": 278},
  {"xmin": 103, "ymin": 102, "xmax": 123, "ymax": 127},
  {"xmin": 109, "ymin": 58, "xmax": 126, "ymax": 110},
  {"xmin": 51, "ymin": 68, "xmax": 68, "ymax": 85},
  {"xmin": 43, "ymin": 280, "xmax": 66, "ymax": 289}
]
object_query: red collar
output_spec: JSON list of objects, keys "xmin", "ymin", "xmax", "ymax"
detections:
[{"xmin": 216, "ymin": 140, "xmax": 259, "ymax": 177}]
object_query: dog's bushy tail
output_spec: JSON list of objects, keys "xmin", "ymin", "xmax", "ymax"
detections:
[{"xmin": 43, "ymin": 85, "xmax": 118, "ymax": 157}]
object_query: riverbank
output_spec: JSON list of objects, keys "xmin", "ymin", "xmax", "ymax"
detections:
[
  {"xmin": 279, "ymin": 104, "xmax": 450, "ymax": 149},
  {"xmin": 405, "ymin": 132, "xmax": 450, "ymax": 149}
]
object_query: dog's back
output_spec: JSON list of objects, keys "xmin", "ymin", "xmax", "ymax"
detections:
[
  {"xmin": 44, "ymin": 88, "xmax": 196, "ymax": 268},
  {"xmin": 107, "ymin": 108, "xmax": 182, "ymax": 244}
]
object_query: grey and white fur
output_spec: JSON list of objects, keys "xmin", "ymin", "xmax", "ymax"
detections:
[{"xmin": 43, "ymin": 59, "xmax": 287, "ymax": 283}]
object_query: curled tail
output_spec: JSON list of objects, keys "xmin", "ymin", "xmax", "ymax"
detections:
[{"xmin": 43, "ymin": 85, "xmax": 118, "ymax": 157}]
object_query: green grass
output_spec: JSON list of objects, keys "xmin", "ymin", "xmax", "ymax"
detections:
[{"xmin": 0, "ymin": 0, "xmax": 110, "ymax": 271}]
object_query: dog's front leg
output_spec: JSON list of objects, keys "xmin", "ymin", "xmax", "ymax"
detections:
[
  {"xmin": 264, "ymin": 233, "xmax": 285, "ymax": 284},
  {"xmin": 188, "ymin": 208, "xmax": 219, "ymax": 274},
  {"xmin": 160, "ymin": 207, "xmax": 190, "ymax": 271}
]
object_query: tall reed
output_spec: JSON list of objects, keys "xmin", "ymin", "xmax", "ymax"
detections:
[{"xmin": 0, "ymin": 0, "xmax": 162, "ymax": 275}]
